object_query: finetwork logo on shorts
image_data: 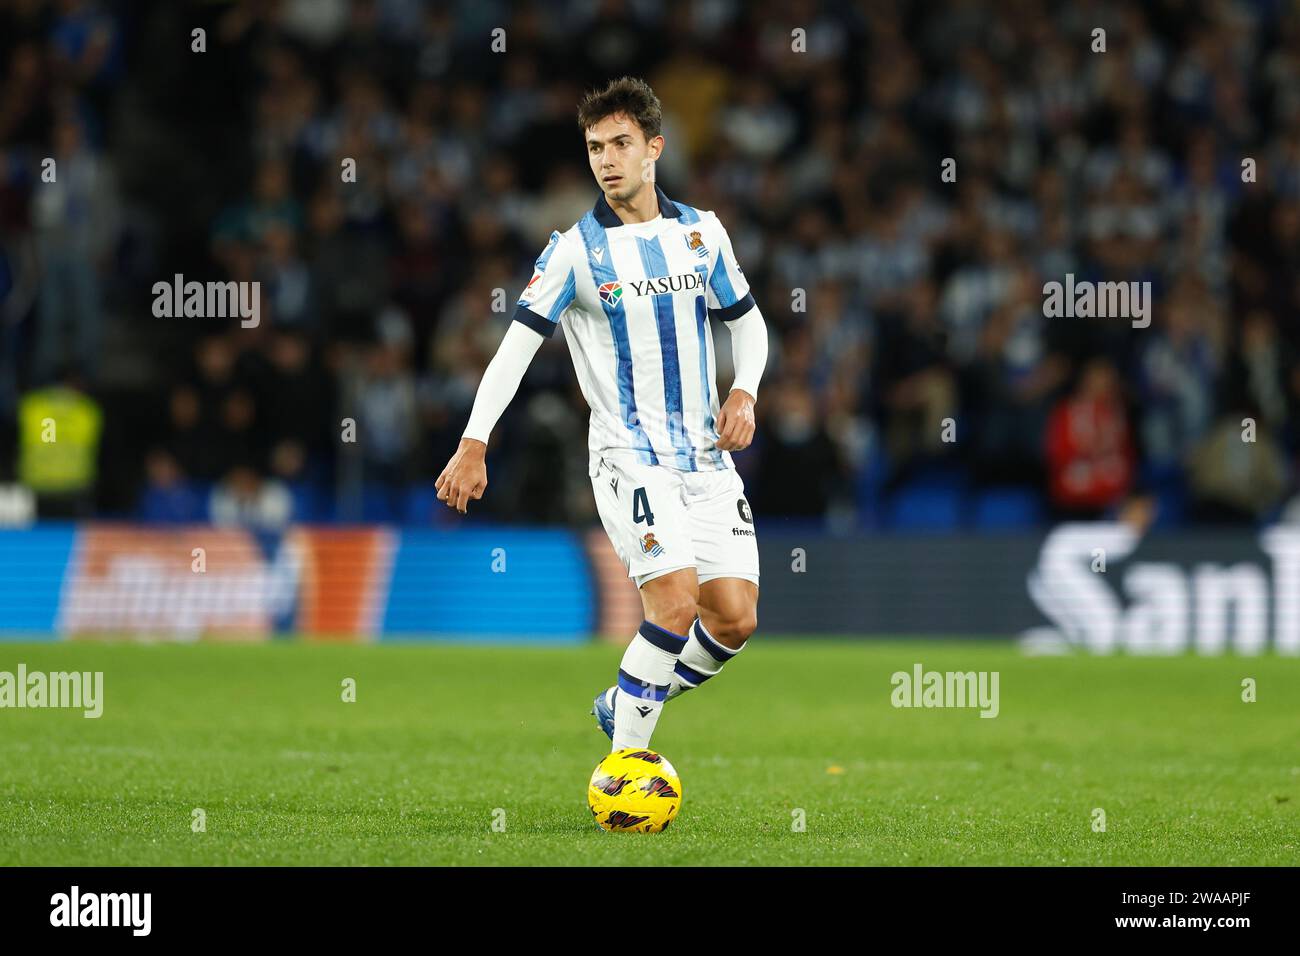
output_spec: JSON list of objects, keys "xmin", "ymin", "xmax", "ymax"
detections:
[
  {"xmin": 50, "ymin": 886, "xmax": 151, "ymax": 936},
  {"xmin": 0, "ymin": 664, "xmax": 103, "ymax": 718}
]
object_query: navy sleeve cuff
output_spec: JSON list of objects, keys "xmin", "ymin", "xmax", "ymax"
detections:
[
  {"xmin": 709, "ymin": 293, "xmax": 756, "ymax": 323},
  {"xmin": 512, "ymin": 305, "xmax": 557, "ymax": 338}
]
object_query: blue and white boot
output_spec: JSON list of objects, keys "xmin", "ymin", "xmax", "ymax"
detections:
[{"xmin": 590, "ymin": 686, "xmax": 617, "ymax": 740}]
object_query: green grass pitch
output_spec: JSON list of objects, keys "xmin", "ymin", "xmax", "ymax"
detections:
[{"xmin": 0, "ymin": 639, "xmax": 1296, "ymax": 866}]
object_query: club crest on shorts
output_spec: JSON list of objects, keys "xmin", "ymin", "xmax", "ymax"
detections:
[
  {"xmin": 598, "ymin": 281, "xmax": 623, "ymax": 307},
  {"xmin": 685, "ymin": 229, "xmax": 707, "ymax": 258},
  {"xmin": 640, "ymin": 532, "xmax": 664, "ymax": 557}
]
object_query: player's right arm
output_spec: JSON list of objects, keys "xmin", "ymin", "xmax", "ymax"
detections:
[{"xmin": 435, "ymin": 231, "xmax": 577, "ymax": 514}]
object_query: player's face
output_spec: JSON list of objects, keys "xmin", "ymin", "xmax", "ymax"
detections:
[{"xmin": 585, "ymin": 113, "xmax": 663, "ymax": 203}]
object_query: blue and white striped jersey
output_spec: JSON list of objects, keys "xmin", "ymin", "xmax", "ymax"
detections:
[{"xmin": 514, "ymin": 185, "xmax": 756, "ymax": 476}]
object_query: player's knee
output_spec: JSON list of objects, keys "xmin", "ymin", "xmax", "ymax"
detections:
[
  {"xmin": 740, "ymin": 608, "xmax": 758, "ymax": 640},
  {"xmin": 710, "ymin": 606, "xmax": 757, "ymax": 644},
  {"xmin": 646, "ymin": 591, "xmax": 699, "ymax": 636},
  {"xmin": 660, "ymin": 598, "xmax": 699, "ymax": 636}
]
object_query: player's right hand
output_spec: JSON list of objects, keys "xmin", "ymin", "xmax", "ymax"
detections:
[{"xmin": 435, "ymin": 438, "xmax": 488, "ymax": 514}]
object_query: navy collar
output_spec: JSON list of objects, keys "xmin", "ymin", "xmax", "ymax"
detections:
[{"xmin": 592, "ymin": 184, "xmax": 681, "ymax": 228}]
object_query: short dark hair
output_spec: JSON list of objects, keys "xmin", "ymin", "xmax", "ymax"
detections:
[{"xmin": 577, "ymin": 76, "xmax": 662, "ymax": 140}]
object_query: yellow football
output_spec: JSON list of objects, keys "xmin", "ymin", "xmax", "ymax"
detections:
[{"xmin": 587, "ymin": 748, "xmax": 683, "ymax": 833}]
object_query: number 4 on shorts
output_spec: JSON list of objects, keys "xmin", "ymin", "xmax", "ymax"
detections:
[{"xmin": 632, "ymin": 486, "xmax": 655, "ymax": 526}]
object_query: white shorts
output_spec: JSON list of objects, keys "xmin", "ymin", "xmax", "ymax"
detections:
[{"xmin": 591, "ymin": 455, "xmax": 760, "ymax": 588}]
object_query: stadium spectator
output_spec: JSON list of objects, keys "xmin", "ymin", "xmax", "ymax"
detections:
[
  {"xmin": 17, "ymin": 366, "xmax": 101, "ymax": 517},
  {"xmin": 1134, "ymin": 279, "xmax": 1220, "ymax": 475},
  {"xmin": 1044, "ymin": 358, "xmax": 1136, "ymax": 520},
  {"xmin": 873, "ymin": 279, "xmax": 958, "ymax": 485},
  {"xmin": 1188, "ymin": 408, "xmax": 1289, "ymax": 524},
  {"xmin": 753, "ymin": 376, "xmax": 846, "ymax": 518},
  {"xmin": 209, "ymin": 463, "xmax": 293, "ymax": 532},
  {"xmin": 349, "ymin": 308, "xmax": 420, "ymax": 515},
  {"xmin": 30, "ymin": 111, "xmax": 116, "ymax": 385}
]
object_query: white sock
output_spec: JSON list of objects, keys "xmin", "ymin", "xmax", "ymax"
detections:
[
  {"xmin": 666, "ymin": 617, "xmax": 744, "ymax": 700},
  {"xmin": 611, "ymin": 620, "xmax": 687, "ymax": 751}
]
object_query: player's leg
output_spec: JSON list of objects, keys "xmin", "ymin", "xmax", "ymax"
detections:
[
  {"xmin": 588, "ymin": 457, "xmax": 696, "ymax": 747},
  {"xmin": 639, "ymin": 566, "xmax": 701, "ymax": 635},
  {"xmin": 608, "ymin": 566, "xmax": 698, "ymax": 750},
  {"xmin": 667, "ymin": 468, "xmax": 760, "ymax": 699},
  {"xmin": 698, "ymin": 577, "xmax": 758, "ymax": 649},
  {"xmin": 669, "ymin": 577, "xmax": 757, "ymax": 698}
]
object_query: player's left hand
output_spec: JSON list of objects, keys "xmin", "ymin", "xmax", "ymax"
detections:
[{"xmin": 715, "ymin": 388, "xmax": 756, "ymax": 452}]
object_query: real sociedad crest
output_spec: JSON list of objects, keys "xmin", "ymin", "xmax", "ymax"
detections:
[{"xmin": 685, "ymin": 229, "xmax": 708, "ymax": 258}]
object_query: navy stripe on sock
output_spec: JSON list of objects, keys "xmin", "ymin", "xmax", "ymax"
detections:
[
  {"xmin": 693, "ymin": 618, "xmax": 738, "ymax": 662},
  {"xmin": 638, "ymin": 620, "xmax": 687, "ymax": 654},
  {"xmin": 617, "ymin": 668, "xmax": 670, "ymax": 702},
  {"xmin": 673, "ymin": 660, "xmax": 711, "ymax": 687}
]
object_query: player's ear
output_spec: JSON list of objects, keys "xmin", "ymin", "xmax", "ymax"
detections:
[{"xmin": 648, "ymin": 134, "xmax": 664, "ymax": 161}]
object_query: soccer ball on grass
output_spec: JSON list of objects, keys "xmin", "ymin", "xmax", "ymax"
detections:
[{"xmin": 587, "ymin": 748, "xmax": 682, "ymax": 833}]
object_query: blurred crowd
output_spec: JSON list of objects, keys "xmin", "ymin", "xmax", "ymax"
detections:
[{"xmin": 2, "ymin": 0, "xmax": 1300, "ymax": 529}]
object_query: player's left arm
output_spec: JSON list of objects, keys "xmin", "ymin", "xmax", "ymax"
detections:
[
  {"xmin": 706, "ymin": 217, "xmax": 768, "ymax": 452},
  {"xmin": 716, "ymin": 307, "xmax": 767, "ymax": 451}
]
